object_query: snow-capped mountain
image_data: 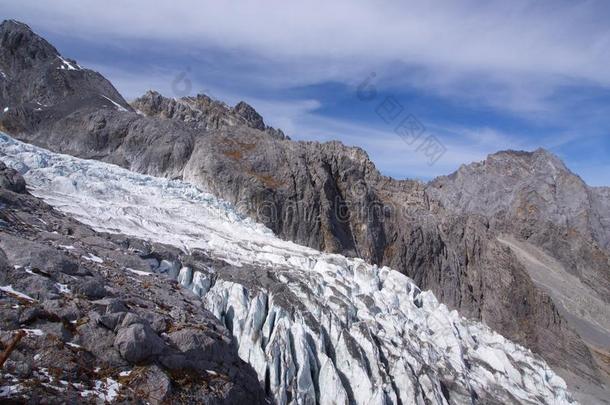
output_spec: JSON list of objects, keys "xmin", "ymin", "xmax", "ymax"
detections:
[{"xmin": 0, "ymin": 132, "xmax": 575, "ymax": 404}]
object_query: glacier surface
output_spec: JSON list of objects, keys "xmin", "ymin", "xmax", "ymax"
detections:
[{"xmin": 0, "ymin": 133, "xmax": 576, "ymax": 404}]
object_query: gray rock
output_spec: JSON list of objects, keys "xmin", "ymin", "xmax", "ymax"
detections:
[
  {"xmin": 114, "ymin": 322, "xmax": 165, "ymax": 363},
  {"xmin": 0, "ymin": 161, "xmax": 26, "ymax": 193},
  {"xmin": 131, "ymin": 90, "xmax": 287, "ymax": 139},
  {"xmin": 74, "ymin": 278, "xmax": 108, "ymax": 299},
  {"xmin": 129, "ymin": 364, "xmax": 172, "ymax": 404}
]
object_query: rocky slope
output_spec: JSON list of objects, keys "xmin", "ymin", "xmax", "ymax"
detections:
[
  {"xmin": 0, "ymin": 19, "xmax": 608, "ymax": 403},
  {"xmin": 0, "ymin": 161, "xmax": 266, "ymax": 403},
  {"xmin": 0, "ymin": 133, "xmax": 578, "ymax": 404}
]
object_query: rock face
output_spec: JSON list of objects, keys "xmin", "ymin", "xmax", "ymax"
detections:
[
  {"xmin": 1, "ymin": 19, "xmax": 609, "ymax": 403},
  {"xmin": 0, "ymin": 134, "xmax": 577, "ymax": 404},
  {"xmin": 0, "ymin": 158, "xmax": 266, "ymax": 403}
]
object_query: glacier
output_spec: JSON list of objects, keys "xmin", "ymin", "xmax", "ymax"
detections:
[{"xmin": 0, "ymin": 132, "xmax": 575, "ymax": 404}]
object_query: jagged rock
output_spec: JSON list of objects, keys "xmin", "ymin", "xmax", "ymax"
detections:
[
  {"xmin": 130, "ymin": 90, "xmax": 287, "ymax": 139},
  {"xmin": 233, "ymin": 101, "xmax": 265, "ymax": 130},
  {"xmin": 0, "ymin": 161, "xmax": 25, "ymax": 193}
]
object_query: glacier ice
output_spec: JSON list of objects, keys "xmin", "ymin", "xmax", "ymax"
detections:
[{"xmin": 0, "ymin": 132, "xmax": 576, "ymax": 404}]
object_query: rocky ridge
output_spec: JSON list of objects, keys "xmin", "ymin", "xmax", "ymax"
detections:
[{"xmin": 131, "ymin": 90, "xmax": 287, "ymax": 139}]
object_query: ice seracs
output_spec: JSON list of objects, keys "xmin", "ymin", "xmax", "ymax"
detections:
[{"xmin": 0, "ymin": 132, "xmax": 577, "ymax": 404}]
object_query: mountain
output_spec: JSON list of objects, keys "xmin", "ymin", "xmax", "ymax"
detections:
[
  {"xmin": 0, "ymin": 131, "xmax": 576, "ymax": 404},
  {"xmin": 0, "ymin": 19, "xmax": 608, "ymax": 403}
]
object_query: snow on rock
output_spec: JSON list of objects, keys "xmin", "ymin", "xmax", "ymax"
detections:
[
  {"xmin": 82, "ymin": 253, "xmax": 103, "ymax": 263},
  {"xmin": 101, "ymin": 95, "xmax": 128, "ymax": 112},
  {"xmin": 126, "ymin": 268, "xmax": 153, "ymax": 276},
  {"xmin": 0, "ymin": 285, "xmax": 36, "ymax": 301},
  {"xmin": 22, "ymin": 328, "xmax": 45, "ymax": 336},
  {"xmin": 57, "ymin": 55, "xmax": 80, "ymax": 71},
  {"xmin": 55, "ymin": 282, "xmax": 71, "ymax": 294},
  {"xmin": 0, "ymin": 132, "xmax": 577, "ymax": 404}
]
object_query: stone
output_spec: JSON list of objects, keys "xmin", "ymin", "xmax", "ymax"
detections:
[
  {"xmin": 114, "ymin": 322, "xmax": 165, "ymax": 363},
  {"xmin": 0, "ymin": 161, "xmax": 26, "ymax": 193},
  {"xmin": 74, "ymin": 278, "xmax": 108, "ymax": 299}
]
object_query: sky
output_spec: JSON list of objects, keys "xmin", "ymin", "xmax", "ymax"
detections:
[{"xmin": 2, "ymin": 1, "xmax": 610, "ymax": 185}]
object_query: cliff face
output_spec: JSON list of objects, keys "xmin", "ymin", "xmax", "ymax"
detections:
[{"xmin": 1, "ymin": 19, "xmax": 608, "ymax": 402}]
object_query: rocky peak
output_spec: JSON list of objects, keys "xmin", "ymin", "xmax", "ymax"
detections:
[
  {"xmin": 0, "ymin": 20, "xmax": 132, "ymax": 133},
  {"xmin": 485, "ymin": 148, "xmax": 570, "ymax": 178},
  {"xmin": 0, "ymin": 20, "xmax": 59, "ymax": 71},
  {"xmin": 131, "ymin": 91, "xmax": 288, "ymax": 139},
  {"xmin": 428, "ymin": 147, "xmax": 609, "ymax": 249},
  {"xmin": 233, "ymin": 101, "xmax": 265, "ymax": 130}
]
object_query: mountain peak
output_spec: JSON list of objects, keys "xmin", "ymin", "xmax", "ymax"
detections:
[
  {"xmin": 131, "ymin": 91, "xmax": 287, "ymax": 139},
  {"xmin": 232, "ymin": 101, "xmax": 265, "ymax": 130},
  {"xmin": 0, "ymin": 19, "xmax": 59, "ymax": 69},
  {"xmin": 0, "ymin": 19, "xmax": 33, "ymax": 32},
  {"xmin": 485, "ymin": 147, "xmax": 569, "ymax": 175}
]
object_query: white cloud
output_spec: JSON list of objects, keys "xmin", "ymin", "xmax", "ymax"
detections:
[
  {"xmin": 3, "ymin": 1, "xmax": 608, "ymax": 185},
  {"xmin": 5, "ymin": 1, "xmax": 610, "ymax": 92}
]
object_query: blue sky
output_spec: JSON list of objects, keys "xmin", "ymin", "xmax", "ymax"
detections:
[{"xmin": 3, "ymin": 1, "xmax": 610, "ymax": 185}]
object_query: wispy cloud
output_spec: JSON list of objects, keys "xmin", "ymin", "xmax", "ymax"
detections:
[
  {"xmin": 6, "ymin": 1, "xmax": 610, "ymax": 88},
  {"xmin": 3, "ymin": 0, "xmax": 609, "ymax": 185}
]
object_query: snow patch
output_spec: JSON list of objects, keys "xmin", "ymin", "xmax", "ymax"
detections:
[
  {"xmin": 126, "ymin": 268, "xmax": 153, "ymax": 276},
  {"xmin": 22, "ymin": 329, "xmax": 45, "ymax": 336},
  {"xmin": 57, "ymin": 56, "xmax": 80, "ymax": 71},
  {"xmin": 0, "ymin": 285, "xmax": 35, "ymax": 301},
  {"xmin": 66, "ymin": 342, "xmax": 82, "ymax": 348},
  {"xmin": 82, "ymin": 254, "xmax": 103, "ymax": 264},
  {"xmin": 101, "ymin": 95, "xmax": 128, "ymax": 112},
  {"xmin": 55, "ymin": 282, "xmax": 71, "ymax": 294},
  {"xmin": 0, "ymin": 385, "xmax": 22, "ymax": 398},
  {"xmin": 80, "ymin": 378, "xmax": 121, "ymax": 401}
]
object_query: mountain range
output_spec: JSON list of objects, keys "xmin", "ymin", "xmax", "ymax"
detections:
[{"xmin": 0, "ymin": 19, "xmax": 608, "ymax": 404}]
